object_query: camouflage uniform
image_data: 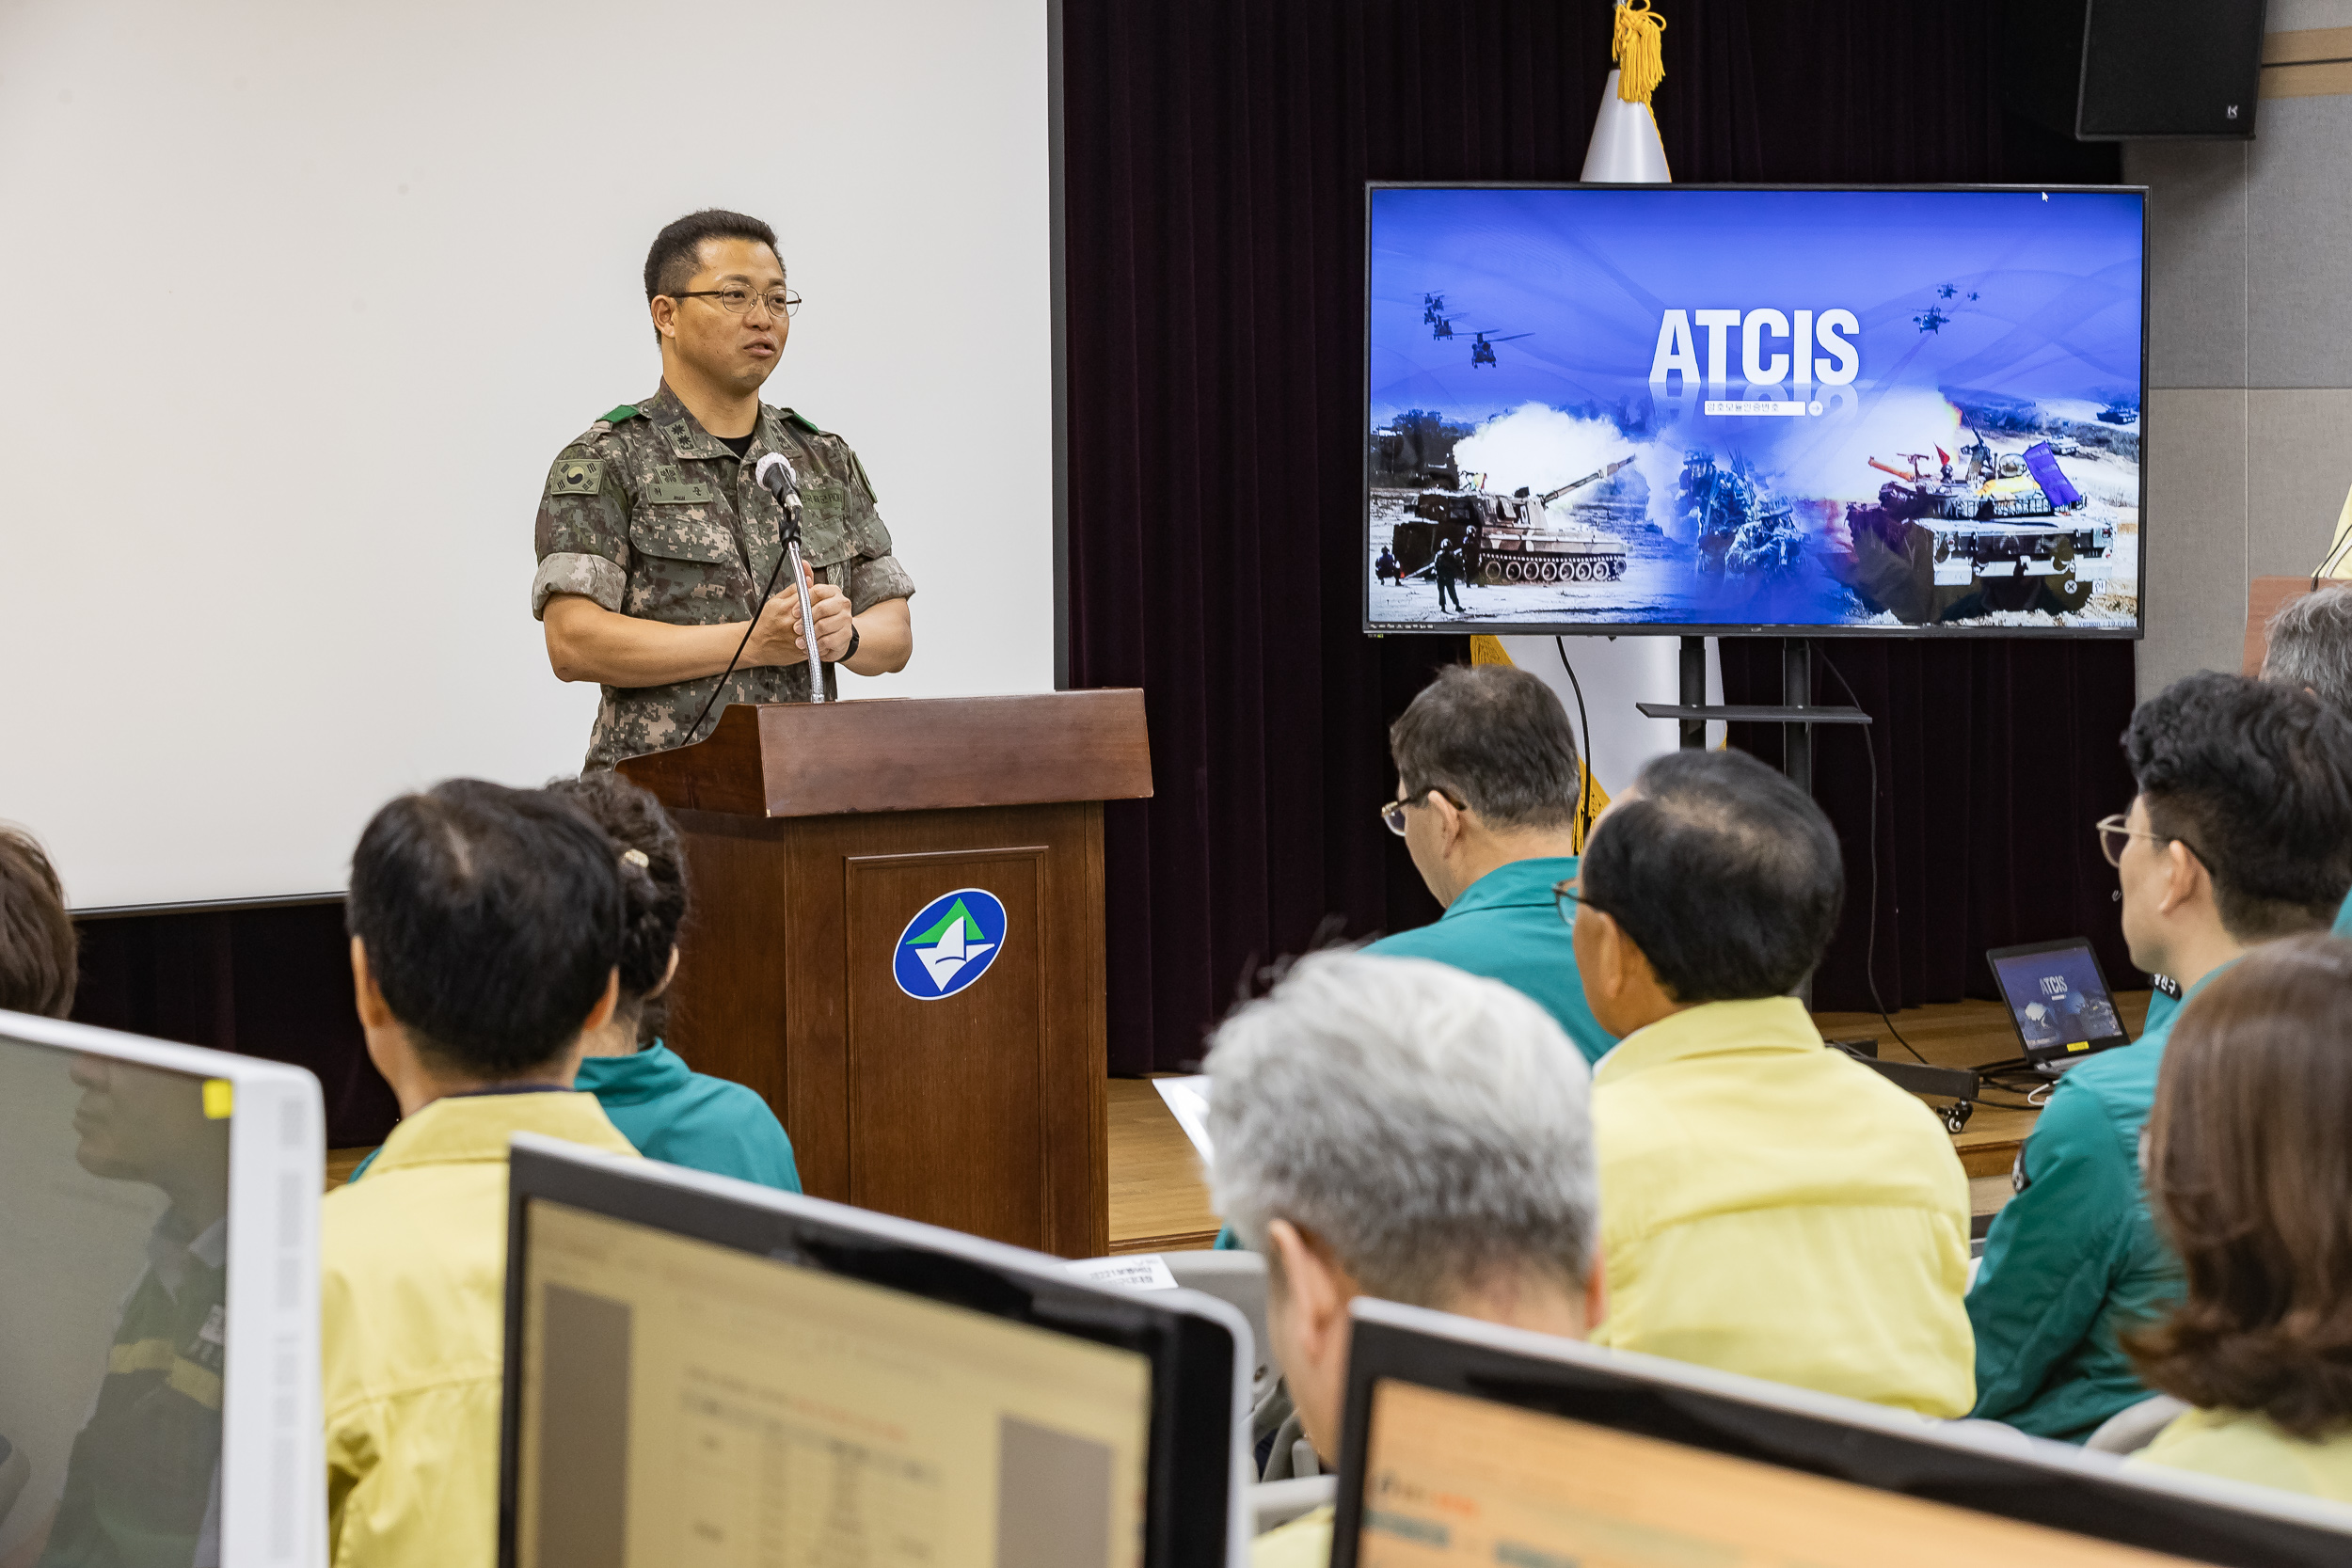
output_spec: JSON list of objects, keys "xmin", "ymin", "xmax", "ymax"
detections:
[{"xmin": 532, "ymin": 382, "xmax": 918, "ymax": 770}]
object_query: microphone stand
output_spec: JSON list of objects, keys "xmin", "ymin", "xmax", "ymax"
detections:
[{"xmin": 781, "ymin": 510, "xmax": 826, "ymax": 705}]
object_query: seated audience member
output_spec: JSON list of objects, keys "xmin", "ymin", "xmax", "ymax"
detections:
[
  {"xmin": 0, "ymin": 825, "xmax": 76, "ymax": 1017},
  {"xmin": 2142, "ymin": 584, "xmax": 2352, "ymax": 1037},
  {"xmin": 343, "ymin": 773, "xmax": 800, "ymax": 1190},
  {"xmin": 1970, "ymin": 673, "xmax": 2352, "ymax": 1441},
  {"xmin": 1573, "ymin": 749, "xmax": 1975, "ymax": 1417},
  {"xmin": 2127, "ymin": 937, "xmax": 2352, "ymax": 1501},
  {"xmin": 1205, "ymin": 952, "xmax": 1603, "ymax": 1568},
  {"xmin": 2265, "ymin": 585, "xmax": 2352, "ymax": 944},
  {"xmin": 322, "ymin": 781, "xmax": 642, "ymax": 1568},
  {"xmin": 1365, "ymin": 663, "xmax": 1613, "ymax": 1062}
]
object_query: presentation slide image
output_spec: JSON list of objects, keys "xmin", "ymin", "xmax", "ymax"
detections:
[
  {"xmin": 1993, "ymin": 949, "xmax": 2124, "ymax": 1053},
  {"xmin": 1356, "ymin": 1380, "xmax": 2193, "ymax": 1567},
  {"xmin": 517, "ymin": 1201, "xmax": 1151, "ymax": 1568},
  {"xmin": 1366, "ymin": 187, "xmax": 2143, "ymax": 633}
]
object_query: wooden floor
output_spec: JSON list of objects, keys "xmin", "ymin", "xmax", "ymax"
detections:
[{"xmin": 1104, "ymin": 991, "xmax": 2155, "ymax": 1253}]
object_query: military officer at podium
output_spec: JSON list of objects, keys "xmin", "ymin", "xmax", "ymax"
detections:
[{"xmin": 533, "ymin": 209, "xmax": 915, "ymax": 770}]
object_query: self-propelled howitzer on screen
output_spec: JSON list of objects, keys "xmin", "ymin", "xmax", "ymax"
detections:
[{"xmin": 1389, "ymin": 460, "xmax": 1632, "ymax": 585}]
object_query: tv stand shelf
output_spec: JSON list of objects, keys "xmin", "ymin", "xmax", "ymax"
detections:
[{"xmin": 1634, "ymin": 703, "xmax": 1870, "ymax": 726}]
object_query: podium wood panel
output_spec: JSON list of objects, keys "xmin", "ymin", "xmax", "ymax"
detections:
[
  {"xmin": 664, "ymin": 800, "xmax": 1109, "ymax": 1258},
  {"xmin": 623, "ymin": 690, "xmax": 1152, "ymax": 819}
]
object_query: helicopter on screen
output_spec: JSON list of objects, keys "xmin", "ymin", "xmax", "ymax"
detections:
[{"xmin": 1469, "ymin": 329, "xmax": 1531, "ymax": 367}]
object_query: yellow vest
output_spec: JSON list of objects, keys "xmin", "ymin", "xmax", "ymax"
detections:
[
  {"xmin": 2139, "ymin": 1407, "xmax": 2352, "ymax": 1505},
  {"xmin": 1252, "ymin": 1504, "xmax": 1334, "ymax": 1568},
  {"xmin": 321, "ymin": 1091, "xmax": 639, "ymax": 1568},
  {"xmin": 1590, "ymin": 997, "xmax": 1977, "ymax": 1417}
]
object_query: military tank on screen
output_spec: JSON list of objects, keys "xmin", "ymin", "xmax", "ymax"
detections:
[
  {"xmin": 1839, "ymin": 436, "xmax": 2113, "ymax": 620},
  {"xmin": 1390, "ymin": 459, "xmax": 1632, "ymax": 585}
]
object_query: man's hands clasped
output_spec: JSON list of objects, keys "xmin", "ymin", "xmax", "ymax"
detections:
[{"xmin": 749, "ymin": 568, "xmax": 856, "ymax": 666}]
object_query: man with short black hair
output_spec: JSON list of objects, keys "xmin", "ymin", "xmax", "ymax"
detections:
[
  {"xmin": 2141, "ymin": 584, "xmax": 2352, "ymax": 1036},
  {"xmin": 1369, "ymin": 663, "xmax": 1612, "ymax": 1060},
  {"xmin": 1968, "ymin": 673, "xmax": 2352, "ymax": 1441},
  {"xmin": 321, "ymin": 781, "xmax": 642, "ymax": 1568},
  {"xmin": 1573, "ymin": 749, "xmax": 1975, "ymax": 1417},
  {"xmin": 535, "ymin": 208, "xmax": 914, "ymax": 769}
]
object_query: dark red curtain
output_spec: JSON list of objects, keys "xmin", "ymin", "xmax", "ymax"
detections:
[
  {"xmin": 73, "ymin": 904, "xmax": 396, "ymax": 1147},
  {"xmin": 1061, "ymin": 0, "xmax": 2137, "ymax": 1068}
]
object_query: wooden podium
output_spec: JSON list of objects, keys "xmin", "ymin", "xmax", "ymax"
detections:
[{"xmin": 619, "ymin": 689, "xmax": 1152, "ymax": 1258}]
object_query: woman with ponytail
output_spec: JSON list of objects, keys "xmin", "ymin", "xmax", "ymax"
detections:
[
  {"xmin": 2130, "ymin": 935, "xmax": 2352, "ymax": 1499},
  {"xmin": 540, "ymin": 770, "xmax": 801, "ymax": 1191}
]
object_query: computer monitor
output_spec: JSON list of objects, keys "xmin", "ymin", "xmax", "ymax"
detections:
[
  {"xmin": 1329, "ymin": 1298, "xmax": 2352, "ymax": 1568},
  {"xmin": 499, "ymin": 1134, "xmax": 1251, "ymax": 1568},
  {"xmin": 1988, "ymin": 938, "xmax": 2132, "ymax": 1072},
  {"xmin": 0, "ymin": 1008, "xmax": 326, "ymax": 1568}
]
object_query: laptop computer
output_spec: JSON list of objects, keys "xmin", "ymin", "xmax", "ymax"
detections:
[
  {"xmin": 499, "ymin": 1133, "xmax": 1253, "ymax": 1568},
  {"xmin": 1987, "ymin": 937, "xmax": 2134, "ymax": 1075},
  {"xmin": 1328, "ymin": 1297, "xmax": 2352, "ymax": 1567}
]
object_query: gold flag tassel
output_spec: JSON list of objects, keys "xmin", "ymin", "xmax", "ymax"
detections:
[{"xmin": 1613, "ymin": 0, "xmax": 1667, "ymax": 104}]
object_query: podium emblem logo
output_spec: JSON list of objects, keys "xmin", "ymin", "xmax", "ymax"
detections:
[{"xmin": 893, "ymin": 888, "xmax": 1007, "ymax": 1000}]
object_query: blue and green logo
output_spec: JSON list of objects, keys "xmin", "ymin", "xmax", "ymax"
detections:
[{"xmin": 893, "ymin": 888, "xmax": 1008, "ymax": 1000}]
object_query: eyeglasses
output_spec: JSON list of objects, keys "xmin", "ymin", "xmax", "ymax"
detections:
[
  {"xmin": 1378, "ymin": 787, "xmax": 1464, "ymax": 836},
  {"xmin": 1552, "ymin": 877, "xmax": 1588, "ymax": 927},
  {"xmin": 673, "ymin": 287, "xmax": 803, "ymax": 319},
  {"xmin": 2093, "ymin": 813, "xmax": 2210, "ymax": 870}
]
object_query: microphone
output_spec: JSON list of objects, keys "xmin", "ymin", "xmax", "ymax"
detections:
[
  {"xmin": 681, "ymin": 447, "xmax": 826, "ymax": 745},
  {"xmin": 755, "ymin": 452, "xmax": 802, "ymax": 520},
  {"xmin": 753, "ymin": 451, "xmax": 825, "ymax": 704}
]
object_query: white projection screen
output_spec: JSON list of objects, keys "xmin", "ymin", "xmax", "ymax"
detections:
[{"xmin": 0, "ymin": 0, "xmax": 1054, "ymax": 910}]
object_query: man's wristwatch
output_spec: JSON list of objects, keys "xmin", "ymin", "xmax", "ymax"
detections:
[{"xmin": 834, "ymin": 623, "xmax": 860, "ymax": 664}]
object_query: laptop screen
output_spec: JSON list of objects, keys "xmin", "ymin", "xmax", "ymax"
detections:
[
  {"xmin": 1989, "ymin": 942, "xmax": 2128, "ymax": 1061},
  {"xmin": 1332, "ymin": 1299, "xmax": 2352, "ymax": 1568},
  {"xmin": 1356, "ymin": 1378, "xmax": 2189, "ymax": 1566},
  {"xmin": 515, "ymin": 1197, "xmax": 1154, "ymax": 1568}
]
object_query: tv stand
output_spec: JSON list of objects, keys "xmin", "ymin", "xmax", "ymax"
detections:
[{"xmin": 1635, "ymin": 636, "xmax": 1869, "ymax": 793}]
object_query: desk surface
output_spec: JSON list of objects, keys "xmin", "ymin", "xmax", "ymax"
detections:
[{"xmin": 1104, "ymin": 991, "xmax": 2156, "ymax": 1253}]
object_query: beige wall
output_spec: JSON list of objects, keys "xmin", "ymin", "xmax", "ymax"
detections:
[{"xmin": 2129, "ymin": 1, "xmax": 2352, "ymax": 698}]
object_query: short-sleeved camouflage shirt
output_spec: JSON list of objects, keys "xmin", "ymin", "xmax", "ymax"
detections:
[{"xmin": 532, "ymin": 383, "xmax": 917, "ymax": 770}]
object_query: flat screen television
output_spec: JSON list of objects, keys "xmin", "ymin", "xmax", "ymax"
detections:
[{"xmin": 1364, "ymin": 184, "xmax": 2147, "ymax": 637}]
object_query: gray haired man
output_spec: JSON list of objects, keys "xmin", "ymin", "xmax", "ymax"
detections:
[{"xmin": 1206, "ymin": 952, "xmax": 1604, "ymax": 1568}]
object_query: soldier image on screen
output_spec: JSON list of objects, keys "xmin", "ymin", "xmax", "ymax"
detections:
[
  {"xmin": 28, "ymin": 1056, "xmax": 232, "ymax": 1568},
  {"xmin": 1433, "ymin": 539, "xmax": 1467, "ymax": 612},
  {"xmin": 532, "ymin": 209, "xmax": 916, "ymax": 771}
]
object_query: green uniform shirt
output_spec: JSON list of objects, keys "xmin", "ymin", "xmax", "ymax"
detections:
[
  {"xmin": 1361, "ymin": 856, "xmax": 1614, "ymax": 1064},
  {"xmin": 1965, "ymin": 967, "xmax": 2230, "ymax": 1441},
  {"xmin": 1213, "ymin": 858, "xmax": 1609, "ymax": 1254},
  {"xmin": 574, "ymin": 1044, "xmax": 800, "ymax": 1192},
  {"xmin": 350, "ymin": 1045, "xmax": 800, "ymax": 1193}
]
